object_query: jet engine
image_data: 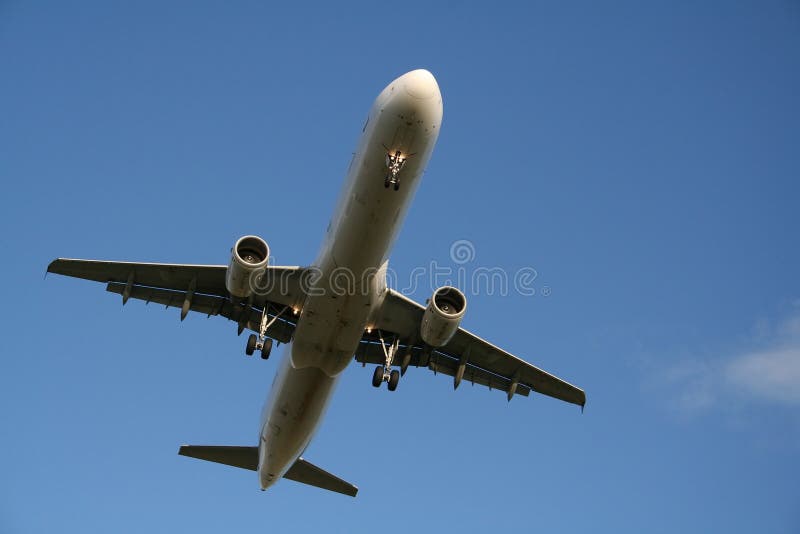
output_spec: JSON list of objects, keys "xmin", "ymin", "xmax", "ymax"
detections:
[
  {"xmin": 226, "ymin": 235, "xmax": 270, "ymax": 299},
  {"xmin": 420, "ymin": 286, "xmax": 467, "ymax": 347}
]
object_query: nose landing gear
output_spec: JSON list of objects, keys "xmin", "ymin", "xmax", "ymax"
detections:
[{"xmin": 384, "ymin": 150, "xmax": 407, "ymax": 191}]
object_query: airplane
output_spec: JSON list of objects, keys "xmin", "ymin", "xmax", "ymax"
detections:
[{"xmin": 48, "ymin": 69, "xmax": 586, "ymax": 498}]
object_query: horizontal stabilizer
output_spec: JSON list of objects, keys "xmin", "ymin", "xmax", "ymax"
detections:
[
  {"xmin": 284, "ymin": 457, "xmax": 358, "ymax": 497},
  {"xmin": 178, "ymin": 445, "xmax": 258, "ymax": 470},
  {"xmin": 178, "ymin": 445, "xmax": 358, "ymax": 497}
]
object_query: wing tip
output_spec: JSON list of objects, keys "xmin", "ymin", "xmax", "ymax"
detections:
[{"xmin": 46, "ymin": 258, "xmax": 62, "ymax": 274}]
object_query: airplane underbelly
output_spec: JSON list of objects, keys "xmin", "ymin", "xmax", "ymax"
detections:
[
  {"xmin": 331, "ymin": 124, "xmax": 424, "ymax": 273},
  {"xmin": 259, "ymin": 353, "xmax": 338, "ymax": 486},
  {"xmin": 290, "ymin": 290, "xmax": 371, "ymax": 375}
]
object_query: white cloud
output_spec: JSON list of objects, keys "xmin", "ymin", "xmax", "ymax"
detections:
[
  {"xmin": 656, "ymin": 311, "xmax": 800, "ymax": 414},
  {"xmin": 725, "ymin": 346, "xmax": 800, "ymax": 405}
]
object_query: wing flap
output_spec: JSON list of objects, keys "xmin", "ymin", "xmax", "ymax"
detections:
[
  {"xmin": 447, "ymin": 327, "xmax": 585, "ymax": 406},
  {"xmin": 105, "ymin": 282, "xmax": 295, "ymax": 343},
  {"xmin": 355, "ymin": 341, "xmax": 530, "ymax": 397}
]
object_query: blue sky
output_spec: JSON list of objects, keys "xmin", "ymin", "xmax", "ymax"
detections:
[{"xmin": 2, "ymin": 1, "xmax": 799, "ymax": 532}]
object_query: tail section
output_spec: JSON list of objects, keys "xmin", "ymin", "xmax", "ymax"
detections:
[{"xmin": 178, "ymin": 445, "xmax": 358, "ymax": 497}]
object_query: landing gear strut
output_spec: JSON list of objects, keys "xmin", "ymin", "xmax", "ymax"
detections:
[
  {"xmin": 371, "ymin": 332, "xmax": 401, "ymax": 391},
  {"xmin": 244, "ymin": 304, "xmax": 288, "ymax": 360}
]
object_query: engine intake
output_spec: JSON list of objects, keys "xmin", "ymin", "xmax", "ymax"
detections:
[
  {"xmin": 226, "ymin": 235, "xmax": 270, "ymax": 299},
  {"xmin": 420, "ymin": 286, "xmax": 467, "ymax": 347}
]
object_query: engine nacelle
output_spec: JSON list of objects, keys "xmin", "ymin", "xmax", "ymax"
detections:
[
  {"xmin": 420, "ymin": 286, "xmax": 467, "ymax": 347},
  {"xmin": 226, "ymin": 235, "xmax": 270, "ymax": 299}
]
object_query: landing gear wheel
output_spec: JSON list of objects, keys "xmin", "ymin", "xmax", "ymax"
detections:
[
  {"xmin": 260, "ymin": 338, "xmax": 273, "ymax": 360},
  {"xmin": 245, "ymin": 334, "xmax": 257, "ymax": 356},
  {"xmin": 384, "ymin": 178, "xmax": 391, "ymax": 188},
  {"xmin": 388, "ymin": 369, "xmax": 400, "ymax": 391},
  {"xmin": 372, "ymin": 366, "xmax": 384, "ymax": 388},
  {"xmin": 393, "ymin": 182, "xmax": 400, "ymax": 191}
]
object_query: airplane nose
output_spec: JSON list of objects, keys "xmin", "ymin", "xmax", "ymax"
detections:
[
  {"xmin": 372, "ymin": 69, "xmax": 443, "ymax": 139},
  {"xmin": 401, "ymin": 69, "xmax": 440, "ymax": 100}
]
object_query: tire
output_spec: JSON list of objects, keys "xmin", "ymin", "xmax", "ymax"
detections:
[
  {"xmin": 388, "ymin": 369, "xmax": 400, "ymax": 391},
  {"xmin": 246, "ymin": 334, "xmax": 257, "ymax": 356},
  {"xmin": 260, "ymin": 338, "xmax": 273, "ymax": 360},
  {"xmin": 372, "ymin": 366, "xmax": 384, "ymax": 388},
  {"xmin": 393, "ymin": 182, "xmax": 400, "ymax": 191}
]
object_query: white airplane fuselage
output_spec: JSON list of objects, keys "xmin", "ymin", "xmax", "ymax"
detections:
[{"xmin": 257, "ymin": 70, "xmax": 443, "ymax": 489}]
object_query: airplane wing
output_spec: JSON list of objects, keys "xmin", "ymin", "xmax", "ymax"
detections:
[
  {"xmin": 47, "ymin": 260, "xmax": 585, "ymax": 406},
  {"xmin": 46, "ymin": 259, "xmax": 308, "ymax": 342},
  {"xmin": 356, "ymin": 289, "xmax": 586, "ymax": 408}
]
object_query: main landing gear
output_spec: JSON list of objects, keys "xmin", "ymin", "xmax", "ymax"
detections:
[
  {"xmin": 246, "ymin": 334, "xmax": 272, "ymax": 359},
  {"xmin": 244, "ymin": 304, "xmax": 289, "ymax": 360},
  {"xmin": 371, "ymin": 332, "xmax": 401, "ymax": 391}
]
